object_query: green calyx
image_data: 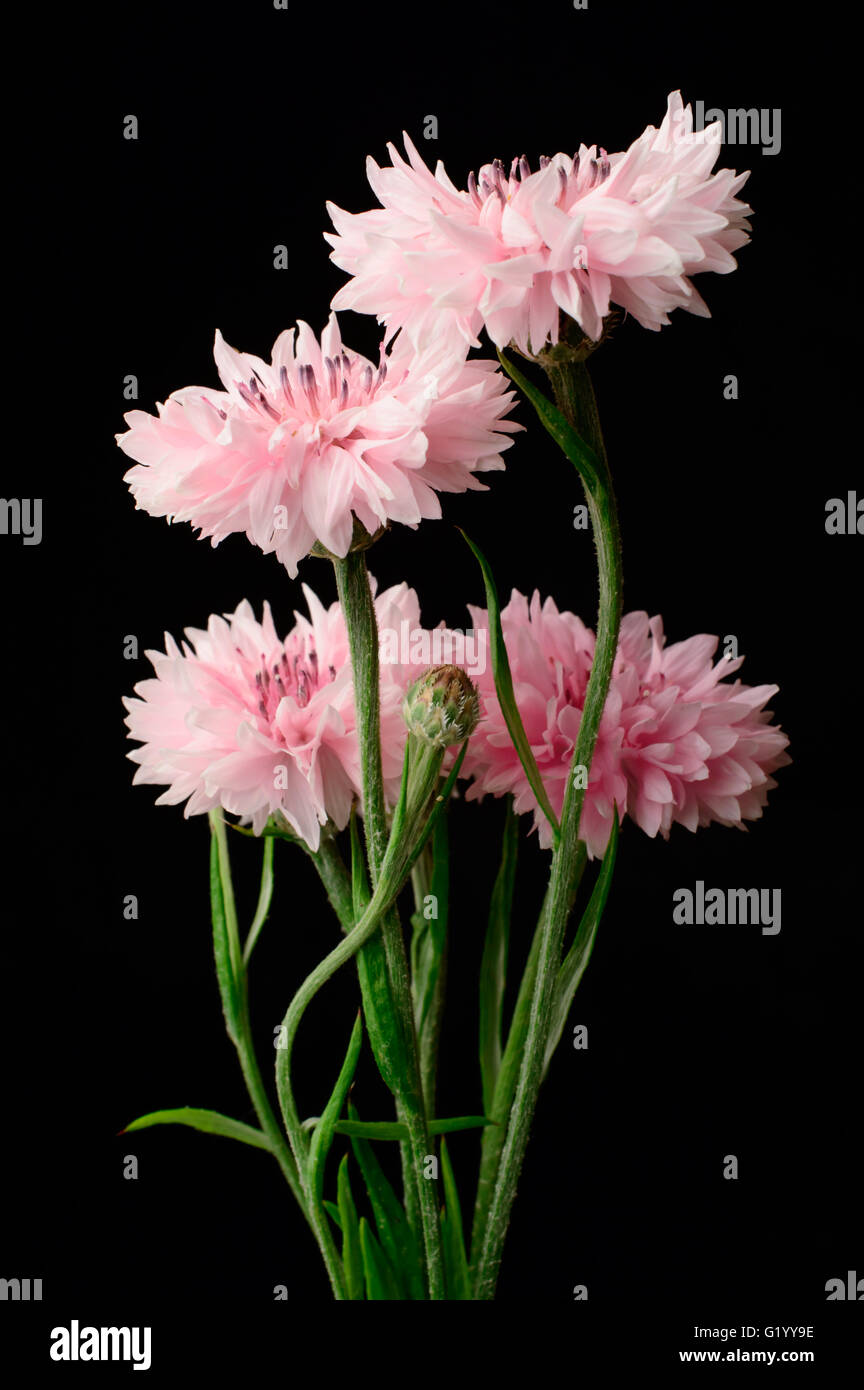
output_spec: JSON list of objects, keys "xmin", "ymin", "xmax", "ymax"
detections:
[{"xmin": 403, "ymin": 665, "xmax": 480, "ymax": 749}]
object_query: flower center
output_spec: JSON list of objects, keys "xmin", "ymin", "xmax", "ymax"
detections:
[
  {"xmin": 467, "ymin": 150, "xmax": 612, "ymax": 211},
  {"xmin": 251, "ymin": 644, "xmax": 331, "ymax": 725},
  {"xmin": 222, "ymin": 351, "xmax": 395, "ymax": 435}
]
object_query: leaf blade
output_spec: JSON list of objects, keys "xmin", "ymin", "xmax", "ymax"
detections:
[
  {"xmin": 439, "ymin": 1137, "xmax": 471, "ymax": 1300},
  {"xmin": 348, "ymin": 1102, "xmax": 425, "ymax": 1300},
  {"xmin": 359, "ymin": 1218, "xmax": 401, "ymax": 1300},
  {"xmin": 544, "ymin": 809, "xmax": 619, "ymax": 1073},
  {"xmin": 496, "ymin": 349, "xmax": 603, "ymax": 495},
  {"xmin": 337, "ymin": 1154, "xmax": 364, "ymax": 1300},
  {"xmin": 411, "ymin": 812, "xmax": 449, "ymax": 1112},
  {"xmin": 243, "ymin": 834, "xmax": 274, "ymax": 964},
  {"xmin": 209, "ymin": 813, "xmax": 242, "ymax": 1045},
  {"xmin": 458, "ymin": 530, "xmax": 560, "ymax": 843},
  {"xmin": 121, "ymin": 1107, "xmax": 271, "ymax": 1152},
  {"xmin": 308, "ymin": 1012, "xmax": 363, "ymax": 1204},
  {"xmin": 333, "ymin": 1115, "xmax": 492, "ymax": 1141},
  {"xmin": 479, "ymin": 800, "xmax": 519, "ymax": 1115}
]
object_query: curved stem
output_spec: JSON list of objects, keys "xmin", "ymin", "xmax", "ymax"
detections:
[
  {"xmin": 210, "ymin": 813, "xmax": 344, "ymax": 1296},
  {"xmin": 274, "ymin": 736, "xmax": 461, "ymax": 1307},
  {"xmin": 233, "ymin": 997, "xmax": 329, "ymax": 1246},
  {"xmin": 473, "ymin": 358, "xmax": 623, "ymax": 1300},
  {"xmin": 274, "ymin": 901, "xmax": 395, "ymax": 1301}
]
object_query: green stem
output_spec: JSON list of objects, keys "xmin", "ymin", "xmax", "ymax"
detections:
[
  {"xmin": 274, "ymin": 892, "xmax": 399, "ymax": 1301},
  {"xmin": 410, "ymin": 824, "xmax": 449, "ymax": 1116},
  {"xmin": 236, "ymin": 1033, "xmax": 347, "ymax": 1301},
  {"xmin": 470, "ymin": 845, "xmax": 586, "ymax": 1272},
  {"xmin": 333, "ymin": 550, "xmax": 446, "ymax": 1300},
  {"xmin": 210, "ymin": 813, "xmax": 345, "ymax": 1297},
  {"xmin": 274, "ymin": 737, "xmax": 457, "ymax": 1299},
  {"xmin": 309, "ymin": 830, "xmax": 423, "ymax": 1243},
  {"xmin": 332, "ymin": 550, "xmax": 390, "ymax": 876},
  {"xmin": 304, "ymin": 836, "xmax": 355, "ymax": 932},
  {"xmin": 472, "ymin": 357, "xmax": 623, "ymax": 1300},
  {"xmin": 235, "ymin": 1001, "xmax": 302, "ymax": 1200}
]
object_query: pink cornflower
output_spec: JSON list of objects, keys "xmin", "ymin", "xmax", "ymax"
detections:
[
  {"xmin": 124, "ymin": 581, "xmax": 426, "ymax": 850},
  {"xmin": 461, "ymin": 591, "xmax": 790, "ymax": 858},
  {"xmin": 326, "ymin": 92, "xmax": 752, "ymax": 352},
  {"xmin": 117, "ymin": 315, "xmax": 520, "ymax": 577}
]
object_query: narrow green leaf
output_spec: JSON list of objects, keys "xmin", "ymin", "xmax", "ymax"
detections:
[
  {"xmin": 348, "ymin": 1102, "xmax": 425, "ymax": 1300},
  {"xmin": 544, "ymin": 809, "xmax": 619, "ymax": 1073},
  {"xmin": 350, "ymin": 808, "xmax": 411, "ymax": 1096},
  {"xmin": 439, "ymin": 1137, "xmax": 471, "ymax": 1300},
  {"xmin": 229, "ymin": 817, "xmax": 298, "ymax": 841},
  {"xmin": 243, "ymin": 834, "xmax": 274, "ymax": 964},
  {"xmin": 309, "ymin": 1012, "xmax": 363, "ymax": 1203},
  {"xmin": 411, "ymin": 811, "xmax": 449, "ymax": 1111},
  {"xmin": 121, "ymin": 1107, "xmax": 271, "ymax": 1152},
  {"xmin": 337, "ymin": 1154, "xmax": 364, "ymax": 1300},
  {"xmin": 479, "ymin": 800, "xmax": 519, "ymax": 1115},
  {"xmin": 334, "ymin": 1115, "xmax": 492, "ymax": 1141},
  {"xmin": 323, "ymin": 1200, "xmax": 342, "ymax": 1231},
  {"xmin": 496, "ymin": 349, "xmax": 603, "ymax": 496},
  {"xmin": 458, "ymin": 530, "xmax": 560, "ymax": 844},
  {"xmin": 385, "ymin": 733, "xmax": 412, "ymax": 848},
  {"xmin": 209, "ymin": 814, "xmax": 241, "ymax": 1044},
  {"xmin": 359, "ymin": 1218, "xmax": 401, "ymax": 1300},
  {"xmin": 430, "ymin": 1115, "xmax": 494, "ymax": 1136},
  {"xmin": 336, "ymin": 1120, "xmax": 406, "ymax": 1141}
]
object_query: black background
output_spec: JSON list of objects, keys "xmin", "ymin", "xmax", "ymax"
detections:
[{"xmin": 2, "ymin": 0, "xmax": 860, "ymax": 1368}]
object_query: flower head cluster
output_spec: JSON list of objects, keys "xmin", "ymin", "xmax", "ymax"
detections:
[
  {"xmin": 327, "ymin": 92, "xmax": 752, "ymax": 352},
  {"xmin": 124, "ymin": 581, "xmax": 427, "ymax": 850},
  {"xmin": 460, "ymin": 591, "xmax": 790, "ymax": 857},
  {"xmin": 118, "ymin": 314, "xmax": 520, "ymax": 577}
]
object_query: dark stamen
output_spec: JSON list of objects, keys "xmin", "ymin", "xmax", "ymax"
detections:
[
  {"xmin": 299, "ymin": 363, "xmax": 319, "ymax": 410},
  {"xmin": 324, "ymin": 356, "xmax": 338, "ymax": 397}
]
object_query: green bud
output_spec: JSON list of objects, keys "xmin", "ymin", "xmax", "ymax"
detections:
[{"xmin": 402, "ymin": 665, "xmax": 480, "ymax": 748}]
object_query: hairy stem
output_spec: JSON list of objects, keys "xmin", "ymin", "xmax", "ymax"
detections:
[
  {"xmin": 472, "ymin": 357, "xmax": 623, "ymax": 1300},
  {"xmin": 332, "ymin": 550, "xmax": 445, "ymax": 1299}
]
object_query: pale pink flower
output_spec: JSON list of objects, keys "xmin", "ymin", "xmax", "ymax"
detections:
[
  {"xmin": 117, "ymin": 315, "xmax": 520, "ymax": 578},
  {"xmin": 326, "ymin": 92, "xmax": 752, "ymax": 352},
  {"xmin": 461, "ymin": 591, "xmax": 790, "ymax": 858},
  {"xmin": 124, "ymin": 581, "xmax": 425, "ymax": 850}
]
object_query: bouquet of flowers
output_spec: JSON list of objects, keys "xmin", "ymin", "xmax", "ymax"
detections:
[{"xmin": 116, "ymin": 92, "xmax": 788, "ymax": 1300}]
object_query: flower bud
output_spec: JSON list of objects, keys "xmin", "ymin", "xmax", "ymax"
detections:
[{"xmin": 402, "ymin": 665, "xmax": 480, "ymax": 748}]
